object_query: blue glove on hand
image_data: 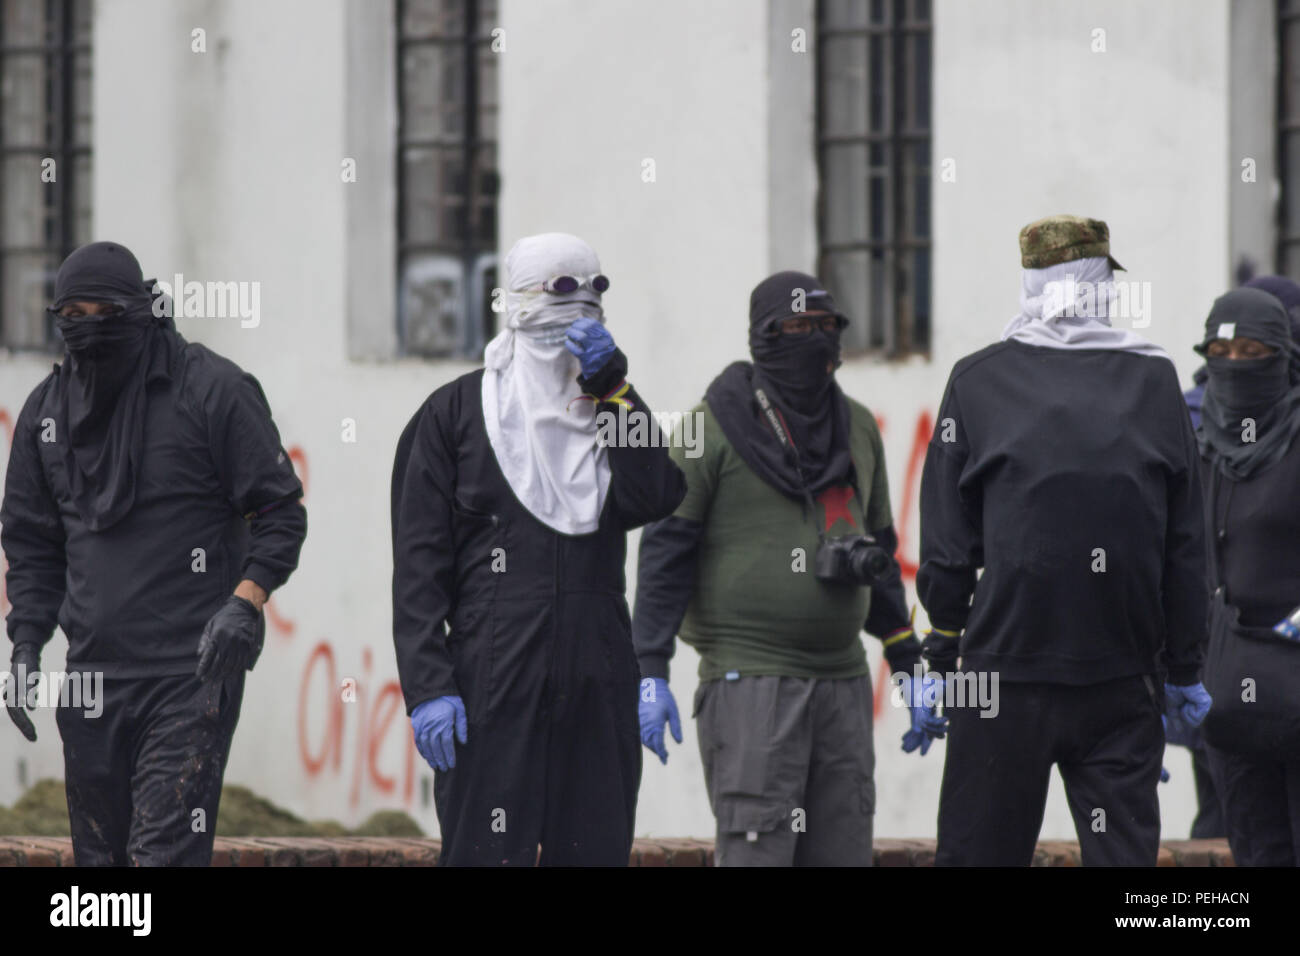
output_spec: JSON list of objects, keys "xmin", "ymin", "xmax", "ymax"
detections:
[
  {"xmin": 565, "ymin": 316, "xmax": 617, "ymax": 377},
  {"xmin": 898, "ymin": 673, "xmax": 947, "ymax": 756},
  {"xmin": 411, "ymin": 696, "xmax": 468, "ymax": 772},
  {"xmin": 638, "ymin": 677, "xmax": 682, "ymax": 764},
  {"xmin": 1165, "ymin": 682, "xmax": 1212, "ymax": 728},
  {"xmin": 1162, "ymin": 712, "xmax": 1203, "ymax": 749}
]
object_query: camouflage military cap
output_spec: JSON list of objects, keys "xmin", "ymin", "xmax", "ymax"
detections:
[{"xmin": 1019, "ymin": 214, "xmax": 1125, "ymax": 271}]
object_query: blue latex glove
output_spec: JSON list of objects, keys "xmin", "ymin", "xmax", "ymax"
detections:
[
  {"xmin": 638, "ymin": 677, "xmax": 682, "ymax": 765},
  {"xmin": 898, "ymin": 673, "xmax": 947, "ymax": 755},
  {"xmin": 411, "ymin": 696, "xmax": 468, "ymax": 772},
  {"xmin": 564, "ymin": 316, "xmax": 617, "ymax": 377},
  {"xmin": 1165, "ymin": 682, "xmax": 1212, "ymax": 728},
  {"xmin": 1162, "ymin": 712, "xmax": 1203, "ymax": 749}
]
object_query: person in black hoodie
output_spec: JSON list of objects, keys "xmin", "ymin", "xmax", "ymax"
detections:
[
  {"xmin": 1196, "ymin": 286, "xmax": 1300, "ymax": 866},
  {"xmin": 2, "ymin": 241, "xmax": 306, "ymax": 865},
  {"xmin": 918, "ymin": 215, "xmax": 1211, "ymax": 866}
]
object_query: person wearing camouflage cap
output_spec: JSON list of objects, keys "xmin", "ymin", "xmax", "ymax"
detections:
[{"xmin": 914, "ymin": 215, "xmax": 1211, "ymax": 866}]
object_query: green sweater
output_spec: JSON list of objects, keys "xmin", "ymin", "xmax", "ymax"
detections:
[{"xmin": 671, "ymin": 399, "xmax": 895, "ymax": 681}]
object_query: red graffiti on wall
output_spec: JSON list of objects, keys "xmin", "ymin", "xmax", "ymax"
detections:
[{"xmin": 296, "ymin": 637, "xmax": 415, "ymax": 808}]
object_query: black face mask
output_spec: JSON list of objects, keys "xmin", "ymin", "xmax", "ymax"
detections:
[
  {"xmin": 750, "ymin": 326, "xmax": 842, "ymax": 412},
  {"xmin": 56, "ymin": 309, "xmax": 153, "ymax": 404},
  {"xmin": 1205, "ymin": 353, "xmax": 1289, "ymax": 416}
]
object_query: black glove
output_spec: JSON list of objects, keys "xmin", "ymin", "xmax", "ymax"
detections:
[
  {"xmin": 921, "ymin": 627, "xmax": 961, "ymax": 674},
  {"xmin": 5, "ymin": 643, "xmax": 41, "ymax": 742},
  {"xmin": 196, "ymin": 596, "xmax": 266, "ymax": 682}
]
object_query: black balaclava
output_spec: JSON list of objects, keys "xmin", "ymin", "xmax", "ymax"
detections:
[
  {"xmin": 1196, "ymin": 287, "xmax": 1300, "ymax": 480},
  {"xmin": 705, "ymin": 271, "xmax": 854, "ymax": 499},
  {"xmin": 51, "ymin": 241, "xmax": 172, "ymax": 531},
  {"xmin": 1191, "ymin": 275, "xmax": 1300, "ymax": 389}
]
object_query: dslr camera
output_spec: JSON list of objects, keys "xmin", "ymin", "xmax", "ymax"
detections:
[{"xmin": 815, "ymin": 534, "xmax": 892, "ymax": 587}]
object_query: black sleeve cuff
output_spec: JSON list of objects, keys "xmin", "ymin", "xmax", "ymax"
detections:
[
  {"xmin": 882, "ymin": 634, "xmax": 923, "ymax": 676},
  {"xmin": 638, "ymin": 654, "xmax": 670, "ymax": 681},
  {"xmin": 577, "ymin": 347, "xmax": 630, "ymax": 399},
  {"xmin": 9, "ymin": 625, "xmax": 50, "ymax": 653},
  {"xmin": 921, "ymin": 629, "xmax": 961, "ymax": 674}
]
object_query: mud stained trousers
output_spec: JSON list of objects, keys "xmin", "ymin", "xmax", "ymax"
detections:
[
  {"xmin": 431, "ymin": 594, "xmax": 643, "ymax": 867},
  {"xmin": 935, "ymin": 675, "xmax": 1164, "ymax": 866},
  {"xmin": 56, "ymin": 671, "xmax": 245, "ymax": 866},
  {"xmin": 694, "ymin": 675, "xmax": 875, "ymax": 867}
]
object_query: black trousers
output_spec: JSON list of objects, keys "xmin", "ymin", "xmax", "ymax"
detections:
[
  {"xmin": 56, "ymin": 671, "xmax": 245, "ymax": 866},
  {"xmin": 432, "ymin": 596, "xmax": 642, "ymax": 866},
  {"xmin": 1190, "ymin": 745, "xmax": 1226, "ymax": 839},
  {"xmin": 1205, "ymin": 745, "xmax": 1300, "ymax": 866},
  {"xmin": 936, "ymin": 675, "xmax": 1164, "ymax": 866}
]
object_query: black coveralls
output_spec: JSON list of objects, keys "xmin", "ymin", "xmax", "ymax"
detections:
[
  {"xmin": 918, "ymin": 341, "xmax": 1207, "ymax": 866},
  {"xmin": 1, "ymin": 335, "xmax": 305, "ymax": 865},
  {"xmin": 391, "ymin": 353, "xmax": 685, "ymax": 866}
]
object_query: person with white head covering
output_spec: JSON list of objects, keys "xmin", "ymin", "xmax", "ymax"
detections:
[
  {"xmin": 916, "ymin": 215, "xmax": 1211, "ymax": 866},
  {"xmin": 390, "ymin": 232, "xmax": 685, "ymax": 866}
]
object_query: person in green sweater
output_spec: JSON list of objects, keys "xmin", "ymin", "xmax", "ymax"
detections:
[{"xmin": 632, "ymin": 271, "xmax": 944, "ymax": 866}]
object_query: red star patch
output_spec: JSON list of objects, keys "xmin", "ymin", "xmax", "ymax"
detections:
[{"xmin": 817, "ymin": 485, "xmax": 857, "ymax": 532}]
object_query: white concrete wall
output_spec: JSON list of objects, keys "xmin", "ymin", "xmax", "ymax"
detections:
[{"xmin": 0, "ymin": 0, "xmax": 1243, "ymax": 843}]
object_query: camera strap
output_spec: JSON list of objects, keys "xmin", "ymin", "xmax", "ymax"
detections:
[{"xmin": 754, "ymin": 386, "xmax": 826, "ymax": 542}]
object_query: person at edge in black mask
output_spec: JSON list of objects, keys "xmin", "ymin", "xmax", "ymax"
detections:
[
  {"xmin": 391, "ymin": 233, "xmax": 685, "ymax": 866},
  {"xmin": 1194, "ymin": 287, "xmax": 1300, "ymax": 866},
  {"xmin": 632, "ymin": 270, "xmax": 942, "ymax": 867},
  {"xmin": 1, "ymin": 241, "xmax": 306, "ymax": 866},
  {"xmin": 1173, "ymin": 276, "xmax": 1300, "ymax": 841},
  {"xmin": 918, "ymin": 215, "xmax": 1211, "ymax": 866}
]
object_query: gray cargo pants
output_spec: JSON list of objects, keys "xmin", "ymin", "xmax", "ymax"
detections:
[{"xmin": 693, "ymin": 674, "xmax": 875, "ymax": 866}]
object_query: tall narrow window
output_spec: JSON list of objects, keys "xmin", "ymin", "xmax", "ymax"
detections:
[
  {"xmin": 816, "ymin": 0, "xmax": 931, "ymax": 357},
  {"xmin": 1279, "ymin": 0, "xmax": 1300, "ymax": 274},
  {"xmin": 0, "ymin": 0, "xmax": 92, "ymax": 351},
  {"xmin": 396, "ymin": 0, "xmax": 499, "ymax": 359}
]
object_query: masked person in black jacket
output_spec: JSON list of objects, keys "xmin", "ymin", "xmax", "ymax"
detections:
[
  {"xmin": 1, "ymin": 241, "xmax": 306, "ymax": 866},
  {"xmin": 1195, "ymin": 287, "xmax": 1300, "ymax": 866},
  {"xmin": 391, "ymin": 233, "xmax": 685, "ymax": 866},
  {"xmin": 918, "ymin": 216, "xmax": 1211, "ymax": 866}
]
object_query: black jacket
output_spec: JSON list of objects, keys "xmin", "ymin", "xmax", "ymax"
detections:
[
  {"xmin": 917, "ymin": 341, "xmax": 1207, "ymax": 685},
  {"xmin": 2, "ymin": 336, "xmax": 306, "ymax": 676}
]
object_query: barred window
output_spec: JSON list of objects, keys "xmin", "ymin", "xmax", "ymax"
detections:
[
  {"xmin": 816, "ymin": 0, "xmax": 931, "ymax": 357},
  {"xmin": 0, "ymin": 0, "xmax": 92, "ymax": 351},
  {"xmin": 1279, "ymin": 0, "xmax": 1300, "ymax": 274},
  {"xmin": 396, "ymin": 0, "xmax": 499, "ymax": 359}
]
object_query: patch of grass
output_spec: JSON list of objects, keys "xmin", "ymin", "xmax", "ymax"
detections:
[{"xmin": 0, "ymin": 779, "xmax": 423, "ymax": 837}]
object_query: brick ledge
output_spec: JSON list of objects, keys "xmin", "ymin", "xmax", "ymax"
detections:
[{"xmin": 0, "ymin": 837, "xmax": 1234, "ymax": 866}]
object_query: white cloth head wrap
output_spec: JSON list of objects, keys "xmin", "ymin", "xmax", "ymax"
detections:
[
  {"xmin": 481, "ymin": 233, "xmax": 611, "ymax": 535},
  {"xmin": 1001, "ymin": 256, "xmax": 1169, "ymax": 360}
]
